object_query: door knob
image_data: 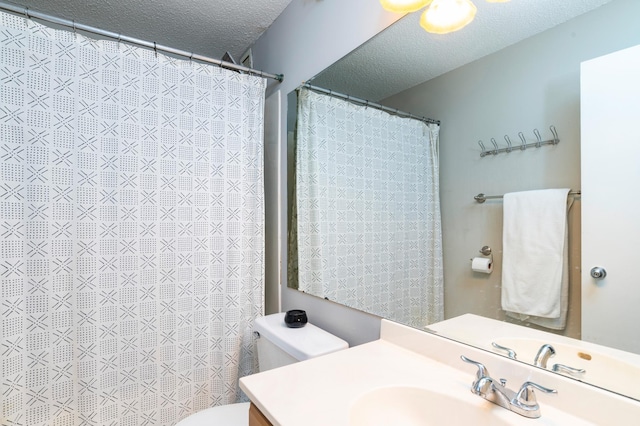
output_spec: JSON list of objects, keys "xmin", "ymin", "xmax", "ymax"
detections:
[{"xmin": 590, "ymin": 267, "xmax": 607, "ymax": 279}]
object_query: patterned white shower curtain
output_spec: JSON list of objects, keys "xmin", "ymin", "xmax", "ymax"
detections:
[
  {"xmin": 295, "ymin": 88, "xmax": 443, "ymax": 329},
  {"xmin": 0, "ymin": 11, "xmax": 265, "ymax": 426}
]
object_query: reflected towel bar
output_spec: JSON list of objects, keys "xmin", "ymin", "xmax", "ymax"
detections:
[{"xmin": 474, "ymin": 190, "xmax": 581, "ymax": 203}]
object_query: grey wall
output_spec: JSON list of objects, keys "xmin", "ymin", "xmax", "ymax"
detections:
[
  {"xmin": 383, "ymin": 0, "xmax": 640, "ymax": 337},
  {"xmin": 263, "ymin": 91, "xmax": 282, "ymax": 315}
]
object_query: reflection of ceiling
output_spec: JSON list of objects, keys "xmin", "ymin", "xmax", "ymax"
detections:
[
  {"xmin": 311, "ymin": 0, "xmax": 613, "ymax": 102},
  {"xmin": 17, "ymin": 0, "xmax": 293, "ymax": 60}
]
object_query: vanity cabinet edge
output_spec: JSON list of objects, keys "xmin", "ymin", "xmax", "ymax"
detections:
[{"xmin": 249, "ymin": 402, "xmax": 273, "ymax": 426}]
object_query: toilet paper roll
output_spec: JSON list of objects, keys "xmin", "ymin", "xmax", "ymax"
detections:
[{"xmin": 472, "ymin": 257, "xmax": 493, "ymax": 274}]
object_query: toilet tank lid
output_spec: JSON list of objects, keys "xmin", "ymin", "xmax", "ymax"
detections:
[{"xmin": 254, "ymin": 313, "xmax": 349, "ymax": 361}]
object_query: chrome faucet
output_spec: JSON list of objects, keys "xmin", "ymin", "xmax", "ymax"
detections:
[
  {"xmin": 461, "ymin": 355, "xmax": 557, "ymax": 419},
  {"xmin": 534, "ymin": 344, "xmax": 556, "ymax": 368},
  {"xmin": 534, "ymin": 344, "xmax": 586, "ymax": 377}
]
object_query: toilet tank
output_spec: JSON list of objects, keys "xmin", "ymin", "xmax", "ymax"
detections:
[{"xmin": 254, "ymin": 313, "xmax": 349, "ymax": 371}]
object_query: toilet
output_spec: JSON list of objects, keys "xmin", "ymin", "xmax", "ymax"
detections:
[{"xmin": 176, "ymin": 312, "xmax": 348, "ymax": 425}]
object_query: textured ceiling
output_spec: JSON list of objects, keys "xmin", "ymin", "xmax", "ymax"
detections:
[
  {"xmin": 10, "ymin": 0, "xmax": 614, "ymax": 96},
  {"xmin": 14, "ymin": 0, "xmax": 293, "ymax": 61},
  {"xmin": 312, "ymin": 0, "xmax": 614, "ymax": 102}
]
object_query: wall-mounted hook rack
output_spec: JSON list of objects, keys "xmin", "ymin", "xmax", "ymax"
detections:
[{"xmin": 478, "ymin": 125, "xmax": 559, "ymax": 158}]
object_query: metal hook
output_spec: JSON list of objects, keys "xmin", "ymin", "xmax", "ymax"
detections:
[
  {"xmin": 533, "ymin": 128, "xmax": 542, "ymax": 148},
  {"xmin": 153, "ymin": 42, "xmax": 158, "ymax": 58},
  {"xmin": 478, "ymin": 140, "xmax": 487, "ymax": 157},
  {"xmin": 24, "ymin": 7, "xmax": 30, "ymax": 19},
  {"xmin": 549, "ymin": 125, "xmax": 559, "ymax": 144},
  {"xmin": 504, "ymin": 135, "xmax": 512, "ymax": 153},
  {"xmin": 72, "ymin": 20, "xmax": 76, "ymax": 34},
  {"xmin": 189, "ymin": 52, "xmax": 194, "ymax": 62},
  {"xmin": 490, "ymin": 138, "xmax": 499, "ymax": 155},
  {"xmin": 518, "ymin": 132, "xmax": 527, "ymax": 150},
  {"xmin": 365, "ymin": 100, "xmax": 370, "ymax": 109}
]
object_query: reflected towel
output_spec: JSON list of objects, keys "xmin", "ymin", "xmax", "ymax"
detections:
[
  {"xmin": 505, "ymin": 200, "xmax": 571, "ymax": 330},
  {"xmin": 501, "ymin": 189, "xmax": 570, "ymax": 328}
]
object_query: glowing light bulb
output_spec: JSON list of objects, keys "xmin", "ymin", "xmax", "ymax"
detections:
[
  {"xmin": 380, "ymin": 0, "xmax": 433, "ymax": 13},
  {"xmin": 420, "ymin": 0, "xmax": 477, "ymax": 34}
]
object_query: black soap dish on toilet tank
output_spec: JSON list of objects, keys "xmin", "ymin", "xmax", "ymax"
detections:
[{"xmin": 284, "ymin": 309, "xmax": 308, "ymax": 328}]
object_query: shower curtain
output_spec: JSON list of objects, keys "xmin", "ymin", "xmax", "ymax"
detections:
[
  {"xmin": 0, "ymin": 11, "xmax": 264, "ymax": 426},
  {"xmin": 294, "ymin": 88, "xmax": 443, "ymax": 329}
]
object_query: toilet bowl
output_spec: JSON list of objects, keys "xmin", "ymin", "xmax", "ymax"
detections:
[
  {"xmin": 175, "ymin": 312, "xmax": 348, "ymax": 425},
  {"xmin": 176, "ymin": 402, "xmax": 250, "ymax": 425}
]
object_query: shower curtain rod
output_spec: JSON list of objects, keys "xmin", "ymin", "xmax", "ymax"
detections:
[
  {"xmin": 302, "ymin": 83, "xmax": 441, "ymax": 125},
  {"xmin": 0, "ymin": 1, "xmax": 284, "ymax": 82}
]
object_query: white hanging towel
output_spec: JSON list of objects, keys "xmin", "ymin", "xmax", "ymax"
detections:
[{"xmin": 501, "ymin": 189, "xmax": 570, "ymax": 328}]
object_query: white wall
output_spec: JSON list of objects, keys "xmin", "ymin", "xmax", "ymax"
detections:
[
  {"xmin": 251, "ymin": 0, "xmax": 403, "ymax": 346},
  {"xmin": 383, "ymin": 0, "xmax": 640, "ymax": 336}
]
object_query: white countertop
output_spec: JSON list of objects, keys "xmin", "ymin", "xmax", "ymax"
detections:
[
  {"xmin": 428, "ymin": 313, "xmax": 640, "ymax": 365},
  {"xmin": 428, "ymin": 314, "xmax": 640, "ymax": 400},
  {"xmin": 239, "ymin": 319, "xmax": 629, "ymax": 425}
]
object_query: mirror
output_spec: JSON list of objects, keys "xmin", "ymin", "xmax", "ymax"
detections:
[{"xmin": 287, "ymin": 0, "xmax": 640, "ymax": 400}]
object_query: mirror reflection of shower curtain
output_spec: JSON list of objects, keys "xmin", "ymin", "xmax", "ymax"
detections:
[
  {"xmin": 293, "ymin": 88, "xmax": 443, "ymax": 328},
  {"xmin": 0, "ymin": 11, "xmax": 265, "ymax": 425}
]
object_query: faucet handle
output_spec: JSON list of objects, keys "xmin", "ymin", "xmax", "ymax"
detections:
[
  {"xmin": 552, "ymin": 363, "xmax": 586, "ymax": 377},
  {"xmin": 491, "ymin": 342, "xmax": 518, "ymax": 360},
  {"xmin": 515, "ymin": 381, "xmax": 558, "ymax": 407},
  {"xmin": 460, "ymin": 355, "xmax": 490, "ymax": 380}
]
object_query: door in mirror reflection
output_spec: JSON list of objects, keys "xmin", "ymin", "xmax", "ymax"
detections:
[{"xmin": 581, "ymin": 43, "xmax": 640, "ymax": 355}]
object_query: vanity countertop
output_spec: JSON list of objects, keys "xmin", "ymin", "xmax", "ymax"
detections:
[
  {"xmin": 239, "ymin": 320, "xmax": 637, "ymax": 426},
  {"xmin": 428, "ymin": 314, "xmax": 640, "ymax": 400},
  {"xmin": 428, "ymin": 313, "xmax": 640, "ymax": 365}
]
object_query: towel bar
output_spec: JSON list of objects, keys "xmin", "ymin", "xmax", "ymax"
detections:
[{"xmin": 474, "ymin": 190, "xmax": 581, "ymax": 203}]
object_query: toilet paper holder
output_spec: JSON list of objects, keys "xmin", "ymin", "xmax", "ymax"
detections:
[
  {"xmin": 471, "ymin": 246, "xmax": 493, "ymax": 262},
  {"xmin": 470, "ymin": 246, "xmax": 494, "ymax": 274}
]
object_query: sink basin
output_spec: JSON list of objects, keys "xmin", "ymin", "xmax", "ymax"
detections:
[
  {"xmin": 494, "ymin": 337, "xmax": 640, "ymax": 399},
  {"xmin": 349, "ymin": 386, "xmax": 511, "ymax": 426}
]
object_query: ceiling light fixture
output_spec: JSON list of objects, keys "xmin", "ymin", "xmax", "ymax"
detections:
[
  {"xmin": 380, "ymin": 0, "xmax": 508, "ymax": 35},
  {"xmin": 420, "ymin": 0, "xmax": 476, "ymax": 34},
  {"xmin": 379, "ymin": 0, "xmax": 433, "ymax": 13}
]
